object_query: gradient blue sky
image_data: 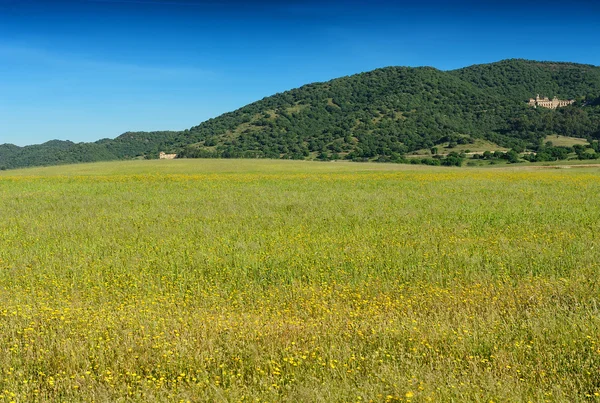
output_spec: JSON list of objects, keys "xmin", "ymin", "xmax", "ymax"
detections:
[{"xmin": 1, "ymin": 0, "xmax": 599, "ymax": 146}]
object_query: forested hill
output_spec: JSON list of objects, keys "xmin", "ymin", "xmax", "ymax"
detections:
[
  {"xmin": 0, "ymin": 132, "xmax": 180, "ymax": 170},
  {"xmin": 175, "ymin": 59, "xmax": 600, "ymax": 161},
  {"xmin": 450, "ymin": 59, "xmax": 600, "ymax": 101},
  {"xmin": 2, "ymin": 59, "xmax": 600, "ymax": 169}
]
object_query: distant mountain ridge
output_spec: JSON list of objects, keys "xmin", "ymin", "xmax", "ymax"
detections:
[
  {"xmin": 2, "ymin": 59, "xmax": 600, "ymax": 170},
  {"xmin": 0, "ymin": 132, "xmax": 179, "ymax": 170}
]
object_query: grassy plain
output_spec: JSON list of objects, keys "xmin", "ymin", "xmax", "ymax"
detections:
[
  {"xmin": 544, "ymin": 135, "xmax": 589, "ymax": 147},
  {"xmin": 1, "ymin": 159, "xmax": 600, "ymax": 402},
  {"xmin": 409, "ymin": 139, "xmax": 509, "ymax": 157}
]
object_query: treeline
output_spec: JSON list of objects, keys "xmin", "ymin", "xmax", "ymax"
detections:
[
  {"xmin": 502, "ymin": 104, "xmax": 600, "ymax": 142},
  {"xmin": 522, "ymin": 142, "xmax": 600, "ymax": 162}
]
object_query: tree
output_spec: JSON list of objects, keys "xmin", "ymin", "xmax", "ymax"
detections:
[{"xmin": 506, "ymin": 150, "xmax": 520, "ymax": 163}]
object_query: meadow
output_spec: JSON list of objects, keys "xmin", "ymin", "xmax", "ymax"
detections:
[{"xmin": 0, "ymin": 159, "xmax": 599, "ymax": 402}]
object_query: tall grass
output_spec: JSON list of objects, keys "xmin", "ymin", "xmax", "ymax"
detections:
[{"xmin": 0, "ymin": 160, "xmax": 599, "ymax": 402}]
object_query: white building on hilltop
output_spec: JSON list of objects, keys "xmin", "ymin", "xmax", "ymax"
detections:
[
  {"xmin": 159, "ymin": 152, "xmax": 177, "ymax": 160},
  {"xmin": 528, "ymin": 94, "xmax": 575, "ymax": 109}
]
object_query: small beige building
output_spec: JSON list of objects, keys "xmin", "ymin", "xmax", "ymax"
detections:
[
  {"xmin": 528, "ymin": 94, "xmax": 575, "ymax": 109},
  {"xmin": 159, "ymin": 152, "xmax": 177, "ymax": 160}
]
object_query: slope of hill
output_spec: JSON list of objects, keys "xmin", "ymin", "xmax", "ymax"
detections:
[
  {"xmin": 177, "ymin": 66, "xmax": 509, "ymax": 160},
  {"xmin": 174, "ymin": 59, "xmax": 600, "ymax": 161},
  {"xmin": 449, "ymin": 59, "xmax": 600, "ymax": 101},
  {"xmin": 1, "ymin": 59, "xmax": 600, "ymax": 169}
]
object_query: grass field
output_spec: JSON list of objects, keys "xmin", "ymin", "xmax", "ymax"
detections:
[
  {"xmin": 544, "ymin": 135, "xmax": 589, "ymax": 147},
  {"xmin": 1, "ymin": 160, "xmax": 600, "ymax": 402},
  {"xmin": 408, "ymin": 139, "xmax": 509, "ymax": 157}
]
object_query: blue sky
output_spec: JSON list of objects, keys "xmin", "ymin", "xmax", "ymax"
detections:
[{"xmin": 1, "ymin": 0, "xmax": 599, "ymax": 146}]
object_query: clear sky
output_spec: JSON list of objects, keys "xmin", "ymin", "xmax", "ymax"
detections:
[{"xmin": 1, "ymin": 0, "xmax": 599, "ymax": 146}]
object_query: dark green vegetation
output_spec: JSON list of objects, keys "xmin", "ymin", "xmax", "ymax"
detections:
[
  {"xmin": 2, "ymin": 59, "xmax": 600, "ymax": 170},
  {"xmin": 0, "ymin": 132, "xmax": 179, "ymax": 170}
]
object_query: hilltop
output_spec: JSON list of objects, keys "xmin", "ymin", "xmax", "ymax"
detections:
[{"xmin": 2, "ymin": 59, "xmax": 600, "ymax": 169}]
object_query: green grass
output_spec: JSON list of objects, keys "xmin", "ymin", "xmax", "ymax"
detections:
[
  {"xmin": 544, "ymin": 134, "xmax": 589, "ymax": 147},
  {"xmin": 409, "ymin": 139, "xmax": 509, "ymax": 157},
  {"xmin": 1, "ymin": 160, "xmax": 600, "ymax": 402}
]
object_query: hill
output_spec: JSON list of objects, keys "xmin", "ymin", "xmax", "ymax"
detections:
[
  {"xmin": 2, "ymin": 59, "xmax": 600, "ymax": 169},
  {"xmin": 177, "ymin": 59, "xmax": 600, "ymax": 161},
  {"xmin": 450, "ymin": 59, "xmax": 600, "ymax": 101},
  {"xmin": 0, "ymin": 131, "xmax": 180, "ymax": 170}
]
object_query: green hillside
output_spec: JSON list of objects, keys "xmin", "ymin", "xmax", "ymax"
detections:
[
  {"xmin": 2, "ymin": 59, "xmax": 600, "ymax": 170},
  {"xmin": 177, "ymin": 59, "xmax": 600, "ymax": 161},
  {"xmin": 450, "ymin": 59, "xmax": 600, "ymax": 101}
]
